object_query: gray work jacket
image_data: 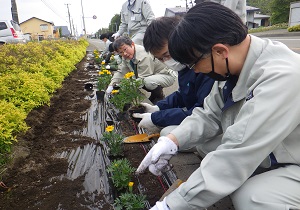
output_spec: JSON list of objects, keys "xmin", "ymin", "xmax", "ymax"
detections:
[
  {"xmin": 167, "ymin": 35, "xmax": 300, "ymax": 209},
  {"xmin": 118, "ymin": 0, "xmax": 155, "ymax": 37}
]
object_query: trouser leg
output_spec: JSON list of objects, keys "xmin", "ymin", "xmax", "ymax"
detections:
[{"xmin": 231, "ymin": 165, "xmax": 300, "ymax": 210}]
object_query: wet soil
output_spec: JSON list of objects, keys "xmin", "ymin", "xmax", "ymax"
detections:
[{"xmin": 0, "ymin": 52, "xmax": 165, "ymax": 209}]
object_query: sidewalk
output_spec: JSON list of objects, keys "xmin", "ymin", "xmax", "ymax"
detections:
[{"xmin": 250, "ymin": 28, "xmax": 300, "ymax": 37}]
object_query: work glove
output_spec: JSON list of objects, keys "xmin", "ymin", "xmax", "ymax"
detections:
[
  {"xmin": 106, "ymin": 85, "xmax": 113, "ymax": 94},
  {"xmin": 150, "ymin": 197, "xmax": 170, "ymax": 210},
  {"xmin": 136, "ymin": 136, "xmax": 178, "ymax": 176},
  {"xmin": 132, "ymin": 113, "xmax": 158, "ymax": 133},
  {"xmin": 140, "ymin": 102, "xmax": 160, "ymax": 113},
  {"xmin": 112, "ymin": 32, "xmax": 120, "ymax": 39},
  {"xmin": 105, "ymin": 65, "xmax": 110, "ymax": 70}
]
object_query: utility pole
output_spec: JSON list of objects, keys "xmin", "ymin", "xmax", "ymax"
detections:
[
  {"xmin": 65, "ymin": 4, "xmax": 73, "ymax": 36},
  {"xmin": 11, "ymin": 0, "xmax": 19, "ymax": 24},
  {"xmin": 81, "ymin": 0, "xmax": 87, "ymax": 36}
]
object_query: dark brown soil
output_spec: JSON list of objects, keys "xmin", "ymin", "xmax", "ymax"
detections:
[{"xmin": 0, "ymin": 51, "xmax": 165, "ymax": 209}]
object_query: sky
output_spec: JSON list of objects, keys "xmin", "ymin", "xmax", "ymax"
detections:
[{"xmin": 0, "ymin": 0, "xmax": 191, "ymax": 35}]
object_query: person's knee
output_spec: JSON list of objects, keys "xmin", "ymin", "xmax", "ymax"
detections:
[
  {"xmin": 143, "ymin": 82, "xmax": 157, "ymax": 91},
  {"xmin": 231, "ymin": 181, "xmax": 268, "ymax": 210}
]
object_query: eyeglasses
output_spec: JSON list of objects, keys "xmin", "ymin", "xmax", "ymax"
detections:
[
  {"xmin": 155, "ymin": 51, "xmax": 172, "ymax": 62},
  {"xmin": 187, "ymin": 53, "xmax": 205, "ymax": 69},
  {"xmin": 118, "ymin": 46, "xmax": 129, "ymax": 55}
]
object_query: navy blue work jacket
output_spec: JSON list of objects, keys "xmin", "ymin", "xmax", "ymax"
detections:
[{"xmin": 151, "ymin": 67, "xmax": 215, "ymax": 127}]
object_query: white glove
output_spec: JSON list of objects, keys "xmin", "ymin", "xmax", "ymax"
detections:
[
  {"xmin": 105, "ymin": 65, "xmax": 110, "ymax": 70},
  {"xmin": 150, "ymin": 197, "xmax": 170, "ymax": 210},
  {"xmin": 106, "ymin": 85, "xmax": 113, "ymax": 94},
  {"xmin": 112, "ymin": 32, "xmax": 120, "ymax": 39},
  {"xmin": 136, "ymin": 136, "xmax": 178, "ymax": 176},
  {"xmin": 132, "ymin": 113, "xmax": 155, "ymax": 128},
  {"xmin": 140, "ymin": 102, "xmax": 160, "ymax": 113}
]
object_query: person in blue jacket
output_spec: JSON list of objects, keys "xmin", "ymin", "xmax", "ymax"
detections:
[{"xmin": 133, "ymin": 16, "xmax": 215, "ymax": 134}]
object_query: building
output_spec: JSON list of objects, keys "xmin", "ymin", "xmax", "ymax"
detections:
[
  {"xmin": 164, "ymin": 6, "xmax": 187, "ymax": 17},
  {"xmin": 254, "ymin": 13, "xmax": 271, "ymax": 27},
  {"xmin": 20, "ymin": 17, "xmax": 55, "ymax": 41},
  {"xmin": 165, "ymin": 3, "xmax": 266, "ymax": 29},
  {"xmin": 289, "ymin": 1, "xmax": 300, "ymax": 27},
  {"xmin": 54, "ymin": 26, "xmax": 71, "ymax": 38}
]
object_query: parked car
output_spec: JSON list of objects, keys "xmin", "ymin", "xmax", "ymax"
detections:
[{"xmin": 0, "ymin": 20, "xmax": 26, "ymax": 44}]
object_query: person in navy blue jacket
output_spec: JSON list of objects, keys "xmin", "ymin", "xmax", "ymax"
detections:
[{"xmin": 133, "ymin": 16, "xmax": 215, "ymax": 134}]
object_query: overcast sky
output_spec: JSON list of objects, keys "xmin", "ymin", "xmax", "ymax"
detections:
[{"xmin": 0, "ymin": 0, "xmax": 190, "ymax": 35}]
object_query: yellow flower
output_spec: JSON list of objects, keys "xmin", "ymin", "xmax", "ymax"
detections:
[
  {"xmin": 128, "ymin": 182, "xmax": 134, "ymax": 187},
  {"xmin": 99, "ymin": 71, "xmax": 104, "ymax": 75},
  {"xmin": 106, "ymin": 125, "xmax": 114, "ymax": 132},
  {"xmin": 111, "ymin": 90, "xmax": 119, "ymax": 94},
  {"xmin": 124, "ymin": 72, "xmax": 135, "ymax": 79},
  {"xmin": 101, "ymin": 61, "xmax": 105, "ymax": 64},
  {"xmin": 128, "ymin": 182, "xmax": 134, "ymax": 193}
]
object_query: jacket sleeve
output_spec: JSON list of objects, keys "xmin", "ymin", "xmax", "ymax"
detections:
[
  {"xmin": 141, "ymin": 0, "xmax": 155, "ymax": 25},
  {"xmin": 117, "ymin": 3, "xmax": 128, "ymax": 35},
  {"xmin": 110, "ymin": 61, "xmax": 129, "ymax": 85}
]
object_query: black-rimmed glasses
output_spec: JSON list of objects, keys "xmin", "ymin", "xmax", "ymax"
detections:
[{"xmin": 187, "ymin": 53, "xmax": 205, "ymax": 69}]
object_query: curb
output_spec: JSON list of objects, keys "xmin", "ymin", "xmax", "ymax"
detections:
[{"xmin": 251, "ymin": 31, "xmax": 300, "ymax": 38}]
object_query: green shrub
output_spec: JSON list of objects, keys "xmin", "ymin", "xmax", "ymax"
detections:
[{"xmin": 288, "ymin": 24, "xmax": 300, "ymax": 32}]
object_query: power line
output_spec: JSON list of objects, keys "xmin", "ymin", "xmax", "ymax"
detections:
[{"xmin": 40, "ymin": 0, "xmax": 68, "ymax": 23}]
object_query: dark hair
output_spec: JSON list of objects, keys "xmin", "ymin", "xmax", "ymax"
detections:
[
  {"xmin": 169, "ymin": 2, "xmax": 248, "ymax": 65},
  {"xmin": 113, "ymin": 36, "xmax": 133, "ymax": 52},
  {"xmin": 143, "ymin": 16, "xmax": 181, "ymax": 54},
  {"xmin": 100, "ymin": 33, "xmax": 109, "ymax": 40},
  {"xmin": 109, "ymin": 42, "xmax": 114, "ymax": 52}
]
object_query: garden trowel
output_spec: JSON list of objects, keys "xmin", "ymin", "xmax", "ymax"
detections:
[{"xmin": 123, "ymin": 133, "xmax": 160, "ymax": 143}]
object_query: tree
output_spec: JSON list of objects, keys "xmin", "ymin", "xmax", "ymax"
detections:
[
  {"xmin": 270, "ymin": 0, "xmax": 294, "ymax": 24},
  {"xmin": 247, "ymin": 0, "xmax": 272, "ymax": 14},
  {"xmin": 109, "ymin": 14, "xmax": 121, "ymax": 33}
]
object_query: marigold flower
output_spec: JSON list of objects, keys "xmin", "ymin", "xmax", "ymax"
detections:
[
  {"xmin": 128, "ymin": 182, "xmax": 134, "ymax": 193},
  {"xmin": 106, "ymin": 125, "xmax": 114, "ymax": 132},
  {"xmin": 111, "ymin": 90, "xmax": 119, "ymax": 94},
  {"xmin": 124, "ymin": 72, "xmax": 135, "ymax": 79},
  {"xmin": 128, "ymin": 182, "xmax": 134, "ymax": 187}
]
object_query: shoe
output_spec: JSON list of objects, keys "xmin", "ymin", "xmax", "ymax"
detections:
[{"xmin": 148, "ymin": 86, "xmax": 164, "ymax": 104}]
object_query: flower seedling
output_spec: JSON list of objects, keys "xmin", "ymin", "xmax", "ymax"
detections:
[
  {"xmin": 100, "ymin": 125, "xmax": 124, "ymax": 156},
  {"xmin": 107, "ymin": 158, "xmax": 135, "ymax": 190}
]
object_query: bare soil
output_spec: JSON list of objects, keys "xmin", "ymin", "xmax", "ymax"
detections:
[{"xmin": 0, "ymin": 52, "xmax": 165, "ymax": 210}]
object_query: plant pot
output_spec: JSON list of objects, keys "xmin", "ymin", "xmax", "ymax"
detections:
[
  {"xmin": 96, "ymin": 90, "xmax": 105, "ymax": 102},
  {"xmin": 84, "ymin": 83, "xmax": 93, "ymax": 91},
  {"xmin": 127, "ymin": 105, "xmax": 146, "ymax": 123}
]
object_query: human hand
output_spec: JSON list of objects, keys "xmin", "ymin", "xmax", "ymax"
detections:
[
  {"xmin": 136, "ymin": 136, "xmax": 178, "ymax": 176},
  {"xmin": 132, "ymin": 113, "xmax": 157, "ymax": 131},
  {"xmin": 106, "ymin": 85, "xmax": 113, "ymax": 94},
  {"xmin": 112, "ymin": 32, "xmax": 120, "ymax": 39},
  {"xmin": 150, "ymin": 197, "xmax": 170, "ymax": 210},
  {"xmin": 140, "ymin": 102, "xmax": 160, "ymax": 113}
]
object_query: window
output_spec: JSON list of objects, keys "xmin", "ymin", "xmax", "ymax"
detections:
[
  {"xmin": 0, "ymin": 22, "xmax": 8, "ymax": 30},
  {"xmin": 40, "ymin": 24, "xmax": 48, "ymax": 31}
]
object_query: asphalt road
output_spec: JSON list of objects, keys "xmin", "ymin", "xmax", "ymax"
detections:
[{"xmin": 268, "ymin": 36, "xmax": 300, "ymax": 54}]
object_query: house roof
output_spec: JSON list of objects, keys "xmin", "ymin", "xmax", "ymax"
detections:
[
  {"xmin": 165, "ymin": 6, "xmax": 187, "ymax": 14},
  {"xmin": 20, "ymin": 17, "xmax": 54, "ymax": 25},
  {"xmin": 254, "ymin": 13, "xmax": 270, "ymax": 19},
  {"xmin": 54, "ymin": 26, "xmax": 71, "ymax": 36},
  {"xmin": 246, "ymin": 6, "xmax": 260, "ymax": 12}
]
